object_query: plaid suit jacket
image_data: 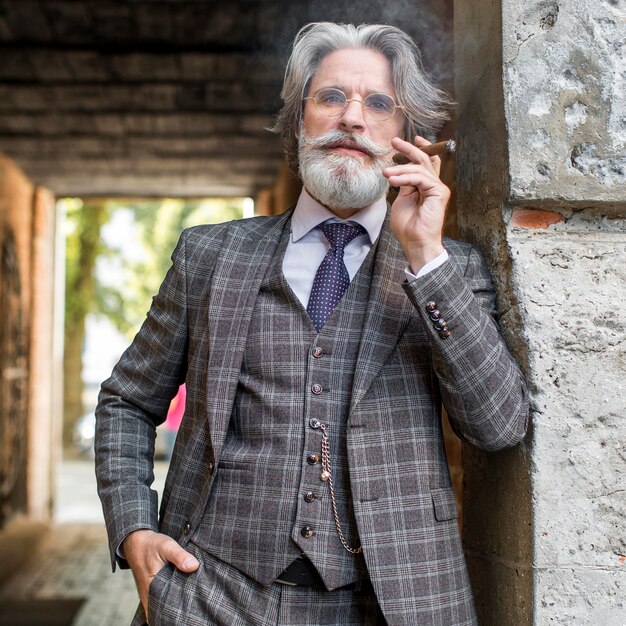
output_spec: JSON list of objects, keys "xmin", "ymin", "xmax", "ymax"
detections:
[{"xmin": 95, "ymin": 209, "xmax": 528, "ymax": 625}]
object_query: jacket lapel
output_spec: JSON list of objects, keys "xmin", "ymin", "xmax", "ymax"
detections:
[
  {"xmin": 204, "ymin": 211, "xmax": 292, "ymax": 460},
  {"xmin": 350, "ymin": 218, "xmax": 414, "ymax": 412}
]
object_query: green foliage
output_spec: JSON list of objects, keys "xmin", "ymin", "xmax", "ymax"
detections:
[
  {"xmin": 64, "ymin": 198, "xmax": 110, "ymax": 334},
  {"xmin": 94, "ymin": 197, "xmax": 245, "ymax": 339}
]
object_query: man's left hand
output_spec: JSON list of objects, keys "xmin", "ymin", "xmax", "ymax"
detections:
[{"xmin": 383, "ymin": 135, "xmax": 450, "ymax": 274}]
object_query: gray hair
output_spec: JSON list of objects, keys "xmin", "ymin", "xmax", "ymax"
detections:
[{"xmin": 270, "ymin": 22, "xmax": 453, "ymax": 173}]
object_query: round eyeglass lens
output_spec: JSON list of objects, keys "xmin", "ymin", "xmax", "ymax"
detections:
[
  {"xmin": 315, "ymin": 88, "xmax": 347, "ymax": 113},
  {"xmin": 363, "ymin": 93, "xmax": 396, "ymax": 120}
]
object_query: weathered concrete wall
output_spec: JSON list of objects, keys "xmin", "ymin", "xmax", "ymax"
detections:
[
  {"xmin": 456, "ymin": 0, "xmax": 625, "ymax": 624},
  {"xmin": 509, "ymin": 209, "xmax": 625, "ymax": 625},
  {"xmin": 503, "ymin": 0, "xmax": 624, "ymax": 203}
]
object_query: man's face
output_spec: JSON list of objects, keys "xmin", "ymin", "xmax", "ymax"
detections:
[
  {"xmin": 297, "ymin": 48, "xmax": 405, "ymax": 214},
  {"xmin": 301, "ymin": 48, "xmax": 404, "ymax": 154}
]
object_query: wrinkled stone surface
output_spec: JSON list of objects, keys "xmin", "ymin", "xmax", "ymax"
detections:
[
  {"xmin": 503, "ymin": 0, "xmax": 625, "ymax": 202},
  {"xmin": 508, "ymin": 214, "xmax": 626, "ymax": 625}
]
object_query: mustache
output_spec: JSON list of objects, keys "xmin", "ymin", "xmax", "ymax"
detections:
[{"xmin": 299, "ymin": 129, "xmax": 393, "ymax": 159}]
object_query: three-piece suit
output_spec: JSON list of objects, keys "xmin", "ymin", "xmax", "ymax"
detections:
[{"xmin": 95, "ymin": 207, "xmax": 528, "ymax": 626}]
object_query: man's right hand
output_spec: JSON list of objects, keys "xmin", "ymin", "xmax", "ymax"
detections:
[{"xmin": 122, "ymin": 529, "xmax": 200, "ymax": 624}]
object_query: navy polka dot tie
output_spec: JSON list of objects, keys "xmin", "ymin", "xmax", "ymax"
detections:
[{"xmin": 306, "ymin": 221, "xmax": 366, "ymax": 332}]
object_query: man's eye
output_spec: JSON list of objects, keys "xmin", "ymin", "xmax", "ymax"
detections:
[
  {"xmin": 318, "ymin": 90, "xmax": 345, "ymax": 105},
  {"xmin": 365, "ymin": 95, "xmax": 394, "ymax": 113}
]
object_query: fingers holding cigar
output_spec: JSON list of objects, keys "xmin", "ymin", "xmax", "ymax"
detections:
[
  {"xmin": 383, "ymin": 136, "xmax": 454, "ymax": 204},
  {"xmin": 391, "ymin": 138, "xmax": 456, "ymax": 165},
  {"xmin": 386, "ymin": 136, "xmax": 445, "ymax": 179}
]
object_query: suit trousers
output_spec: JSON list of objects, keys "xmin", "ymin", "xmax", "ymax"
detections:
[{"xmin": 146, "ymin": 540, "xmax": 387, "ymax": 626}]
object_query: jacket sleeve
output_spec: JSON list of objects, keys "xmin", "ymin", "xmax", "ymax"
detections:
[
  {"xmin": 402, "ymin": 244, "xmax": 528, "ymax": 451},
  {"xmin": 95, "ymin": 230, "xmax": 189, "ymax": 571}
]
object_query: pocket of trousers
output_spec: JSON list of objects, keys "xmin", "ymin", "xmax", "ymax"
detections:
[{"xmin": 147, "ymin": 563, "xmax": 174, "ymax": 625}]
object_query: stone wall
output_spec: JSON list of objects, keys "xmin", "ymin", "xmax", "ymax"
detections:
[{"xmin": 455, "ymin": 0, "xmax": 625, "ymax": 623}]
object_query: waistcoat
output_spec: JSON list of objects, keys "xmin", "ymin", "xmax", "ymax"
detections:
[{"xmin": 195, "ymin": 218, "xmax": 378, "ymax": 590}]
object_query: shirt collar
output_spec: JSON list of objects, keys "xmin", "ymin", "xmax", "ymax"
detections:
[{"xmin": 291, "ymin": 187, "xmax": 387, "ymax": 244}]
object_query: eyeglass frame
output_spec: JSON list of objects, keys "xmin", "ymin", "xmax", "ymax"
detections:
[{"xmin": 303, "ymin": 87, "xmax": 406, "ymax": 122}]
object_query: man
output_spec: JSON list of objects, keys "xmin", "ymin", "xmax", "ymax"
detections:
[{"xmin": 96, "ymin": 22, "xmax": 528, "ymax": 626}]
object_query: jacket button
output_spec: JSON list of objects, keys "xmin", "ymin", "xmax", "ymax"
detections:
[
  {"xmin": 301, "ymin": 526, "xmax": 315, "ymax": 539},
  {"xmin": 311, "ymin": 383, "xmax": 322, "ymax": 394},
  {"xmin": 304, "ymin": 491, "xmax": 316, "ymax": 503},
  {"xmin": 208, "ymin": 462, "xmax": 214, "ymax": 474},
  {"xmin": 183, "ymin": 522, "xmax": 191, "ymax": 536},
  {"xmin": 307, "ymin": 453, "xmax": 320, "ymax": 465},
  {"xmin": 312, "ymin": 347, "xmax": 323, "ymax": 358}
]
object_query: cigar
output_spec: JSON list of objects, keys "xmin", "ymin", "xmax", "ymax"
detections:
[{"xmin": 392, "ymin": 139, "xmax": 456, "ymax": 164}]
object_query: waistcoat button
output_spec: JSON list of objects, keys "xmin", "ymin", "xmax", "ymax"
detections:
[
  {"xmin": 311, "ymin": 383, "xmax": 322, "ymax": 394},
  {"xmin": 312, "ymin": 347, "xmax": 323, "ymax": 358},
  {"xmin": 307, "ymin": 453, "xmax": 319, "ymax": 465},
  {"xmin": 304, "ymin": 491, "xmax": 315, "ymax": 503},
  {"xmin": 300, "ymin": 526, "xmax": 315, "ymax": 539},
  {"xmin": 183, "ymin": 522, "xmax": 191, "ymax": 535},
  {"xmin": 309, "ymin": 418, "xmax": 321, "ymax": 429}
]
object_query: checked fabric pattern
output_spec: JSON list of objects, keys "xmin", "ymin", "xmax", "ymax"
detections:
[{"xmin": 307, "ymin": 221, "xmax": 366, "ymax": 332}]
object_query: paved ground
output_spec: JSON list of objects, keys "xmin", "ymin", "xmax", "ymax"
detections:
[{"xmin": 0, "ymin": 457, "xmax": 169, "ymax": 626}]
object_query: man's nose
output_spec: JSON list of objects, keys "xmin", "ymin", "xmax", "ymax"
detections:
[{"xmin": 338, "ymin": 99, "xmax": 366, "ymax": 132}]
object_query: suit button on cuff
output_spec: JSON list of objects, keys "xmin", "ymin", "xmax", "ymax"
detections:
[
  {"xmin": 301, "ymin": 526, "xmax": 315, "ymax": 539},
  {"xmin": 426, "ymin": 301, "xmax": 437, "ymax": 312},
  {"xmin": 429, "ymin": 310, "xmax": 441, "ymax": 321},
  {"xmin": 439, "ymin": 329, "xmax": 451, "ymax": 339},
  {"xmin": 434, "ymin": 319, "xmax": 447, "ymax": 331}
]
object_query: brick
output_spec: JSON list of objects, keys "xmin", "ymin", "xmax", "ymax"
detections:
[
  {"xmin": 0, "ymin": 14, "xmax": 11, "ymax": 41},
  {"xmin": 1, "ymin": 1, "xmax": 54, "ymax": 42},
  {"xmin": 29, "ymin": 50, "xmax": 72, "ymax": 81},
  {"xmin": 134, "ymin": 4, "xmax": 173, "ymax": 41},
  {"xmin": 511, "ymin": 208, "xmax": 565, "ymax": 229},
  {"xmin": 42, "ymin": 2, "xmax": 92, "ymax": 44},
  {"xmin": 0, "ymin": 49, "xmax": 36, "ymax": 80},
  {"xmin": 93, "ymin": 114, "xmax": 126, "ymax": 136},
  {"xmin": 64, "ymin": 51, "xmax": 110, "ymax": 81},
  {"xmin": 47, "ymin": 84, "xmax": 178, "ymax": 112},
  {"xmin": 179, "ymin": 54, "xmax": 220, "ymax": 81},
  {"xmin": 109, "ymin": 53, "xmax": 179, "ymax": 82},
  {"xmin": 171, "ymin": 3, "xmax": 256, "ymax": 47},
  {"xmin": 91, "ymin": 4, "xmax": 132, "ymax": 41},
  {"xmin": 0, "ymin": 85, "xmax": 50, "ymax": 112}
]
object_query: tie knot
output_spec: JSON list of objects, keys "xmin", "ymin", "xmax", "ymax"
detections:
[{"xmin": 320, "ymin": 222, "xmax": 365, "ymax": 252}]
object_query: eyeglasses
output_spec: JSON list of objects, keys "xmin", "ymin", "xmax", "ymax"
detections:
[{"xmin": 303, "ymin": 87, "xmax": 405, "ymax": 122}]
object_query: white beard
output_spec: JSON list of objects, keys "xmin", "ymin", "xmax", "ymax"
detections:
[{"xmin": 298, "ymin": 129, "xmax": 392, "ymax": 211}]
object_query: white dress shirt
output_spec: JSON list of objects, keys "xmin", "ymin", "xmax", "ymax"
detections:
[{"xmin": 282, "ymin": 188, "xmax": 449, "ymax": 308}]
